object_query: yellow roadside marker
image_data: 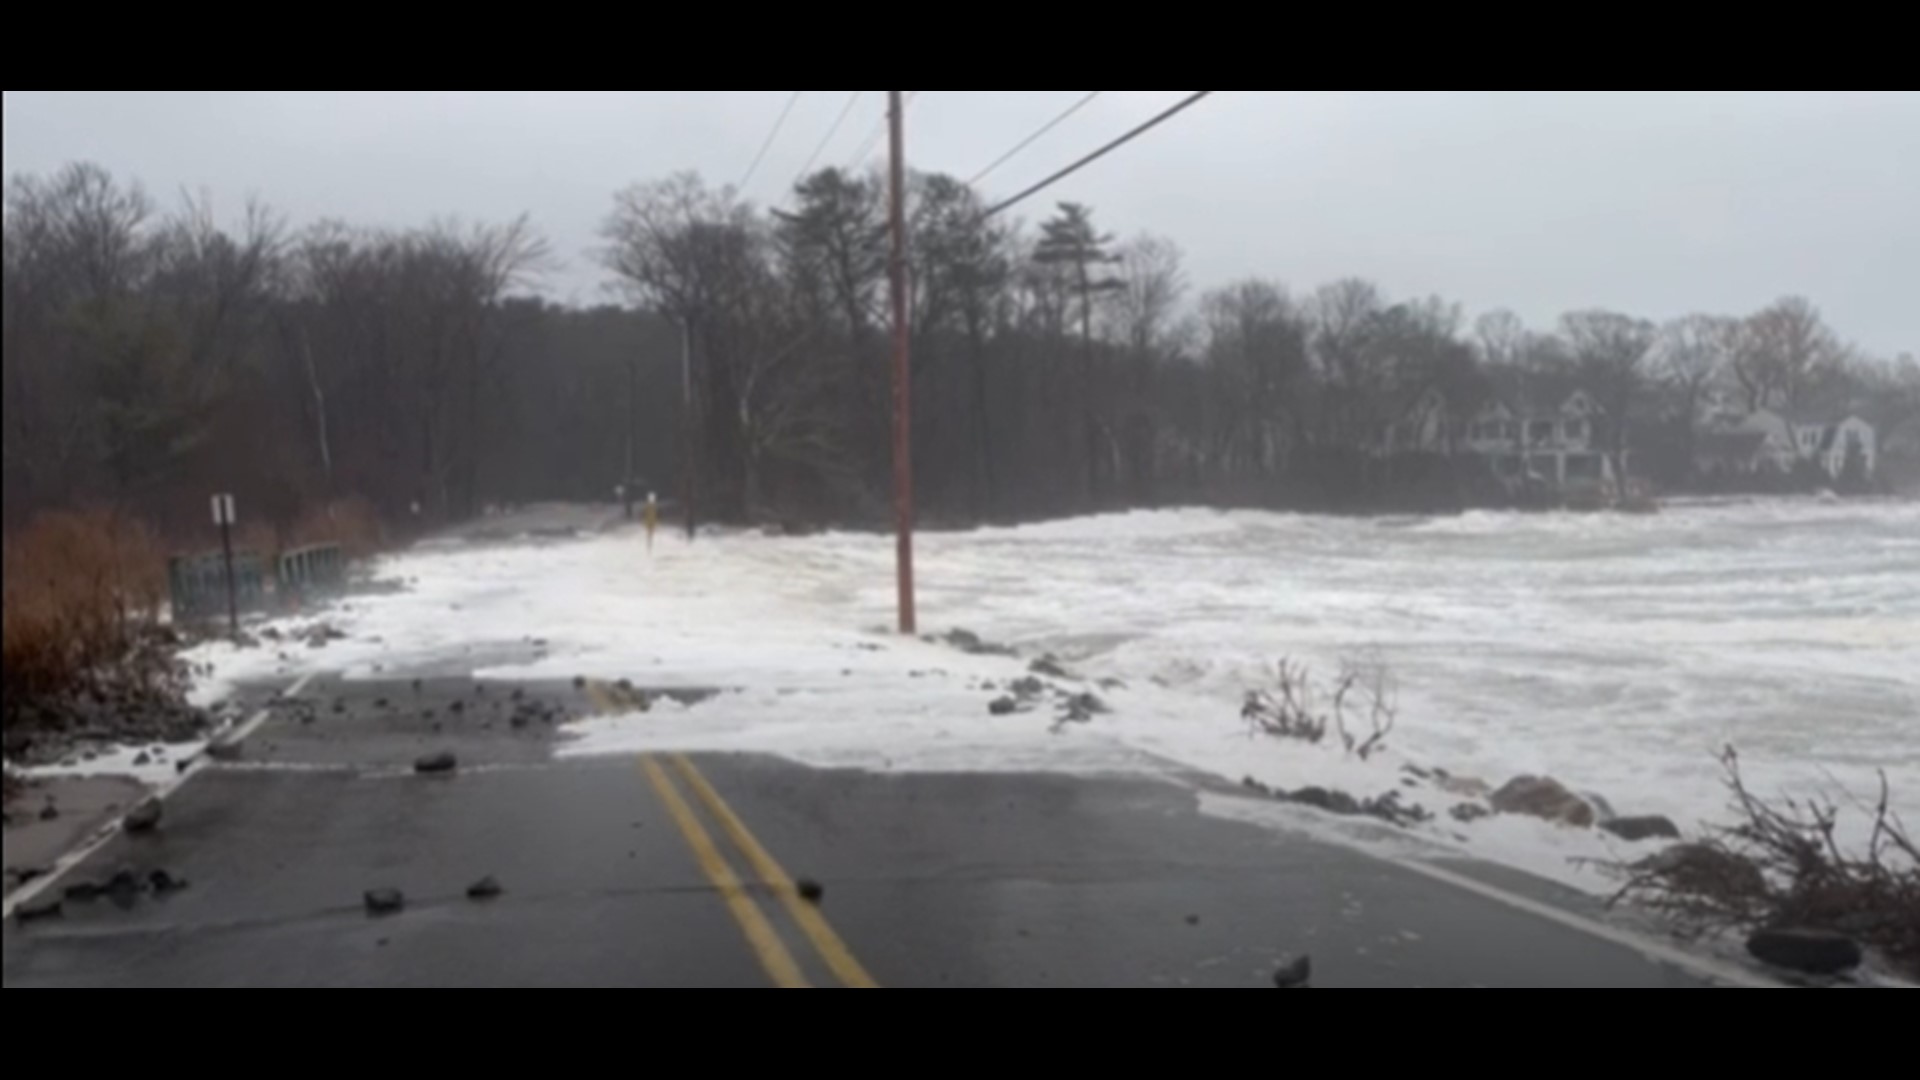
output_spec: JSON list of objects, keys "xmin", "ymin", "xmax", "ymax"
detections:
[
  {"xmin": 640, "ymin": 757, "xmax": 812, "ymax": 988},
  {"xmin": 672, "ymin": 754, "xmax": 881, "ymax": 988}
]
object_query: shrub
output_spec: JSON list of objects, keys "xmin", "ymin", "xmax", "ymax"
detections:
[
  {"xmin": 1606, "ymin": 748, "xmax": 1919, "ymax": 979},
  {"xmin": 2, "ymin": 508, "xmax": 166, "ymax": 709},
  {"xmin": 1244, "ymin": 657, "xmax": 1398, "ymax": 761}
]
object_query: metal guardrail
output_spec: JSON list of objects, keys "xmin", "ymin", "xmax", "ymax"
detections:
[
  {"xmin": 168, "ymin": 550, "xmax": 267, "ymax": 623},
  {"xmin": 278, "ymin": 544, "xmax": 345, "ymax": 605}
]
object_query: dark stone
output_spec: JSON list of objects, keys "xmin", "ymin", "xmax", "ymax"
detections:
[
  {"xmin": 573, "ymin": 677, "xmax": 588, "ymax": 690},
  {"xmin": 449, "ymin": 702, "xmax": 465, "ymax": 716},
  {"xmin": 105, "ymin": 868, "xmax": 144, "ymax": 897},
  {"xmin": 149, "ymin": 869, "xmax": 188, "ymax": 894},
  {"xmin": 133, "ymin": 752, "xmax": 153, "ymax": 767},
  {"xmin": 205, "ymin": 734, "xmax": 245, "ymax": 762},
  {"xmin": 1186, "ymin": 915, "xmax": 1202, "ymax": 927},
  {"xmin": 1242, "ymin": 776, "xmax": 1273, "ymax": 797},
  {"xmin": 797, "ymin": 879, "xmax": 826, "ymax": 905},
  {"xmin": 1285, "ymin": 787, "xmax": 1363, "ymax": 817},
  {"xmin": 412, "ymin": 679, "xmax": 424, "ymax": 693},
  {"xmin": 1490, "ymin": 776, "xmax": 1596, "ymax": 828},
  {"xmin": 364, "ymin": 889, "xmax": 406, "ymax": 917},
  {"xmin": 39, "ymin": 803, "xmax": 60, "ymax": 822},
  {"xmin": 414, "ymin": 752, "xmax": 459, "ymax": 776},
  {"xmin": 1011, "ymin": 676, "xmax": 1047, "ymax": 700},
  {"xmin": 15, "ymin": 898, "xmax": 64, "ymax": 923},
  {"xmin": 1601, "ymin": 816, "xmax": 1683, "ymax": 843},
  {"xmin": 467, "ymin": 876, "xmax": 505, "ymax": 902},
  {"xmin": 1067, "ymin": 692, "xmax": 1109, "ymax": 716},
  {"xmin": 988, "ymin": 696, "xmax": 1020, "ymax": 717},
  {"xmin": 1450, "ymin": 803, "xmax": 1492, "ymax": 824},
  {"xmin": 1272, "ymin": 955, "xmax": 1313, "ymax": 988},
  {"xmin": 124, "ymin": 798, "xmax": 164, "ymax": 834},
  {"xmin": 513, "ymin": 688, "xmax": 528, "ymax": 701},
  {"xmin": 1030, "ymin": 656, "xmax": 1073, "ymax": 679},
  {"xmin": 1747, "ymin": 928, "xmax": 1864, "ymax": 976}
]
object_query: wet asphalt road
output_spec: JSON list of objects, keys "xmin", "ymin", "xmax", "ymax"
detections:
[{"xmin": 4, "ymin": 675, "xmax": 1746, "ymax": 988}]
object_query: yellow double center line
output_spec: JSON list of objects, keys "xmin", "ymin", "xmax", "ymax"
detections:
[{"xmin": 642, "ymin": 754, "xmax": 879, "ymax": 988}]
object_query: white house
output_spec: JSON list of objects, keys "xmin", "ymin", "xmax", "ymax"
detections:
[
  {"xmin": 1381, "ymin": 379, "xmax": 1621, "ymax": 495},
  {"xmin": 1697, "ymin": 409, "xmax": 1877, "ymax": 481}
]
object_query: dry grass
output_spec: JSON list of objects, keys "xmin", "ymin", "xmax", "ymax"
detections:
[{"xmin": 2, "ymin": 508, "xmax": 167, "ymax": 707}]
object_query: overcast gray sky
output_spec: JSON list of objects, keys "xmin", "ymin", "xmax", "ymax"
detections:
[{"xmin": 4, "ymin": 90, "xmax": 1915, "ymax": 356}]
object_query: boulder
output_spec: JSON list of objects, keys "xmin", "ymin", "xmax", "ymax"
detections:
[
  {"xmin": 1601, "ymin": 816, "xmax": 1682, "ymax": 843},
  {"xmin": 123, "ymin": 798, "xmax": 164, "ymax": 835},
  {"xmin": 988, "ymin": 697, "xmax": 1020, "ymax": 717},
  {"xmin": 14, "ymin": 898, "xmax": 63, "ymax": 923},
  {"xmin": 1747, "ymin": 928, "xmax": 1864, "ymax": 976},
  {"xmin": 1272, "ymin": 955, "xmax": 1313, "ymax": 988},
  {"xmin": 1285, "ymin": 787, "xmax": 1363, "ymax": 817},
  {"xmin": 413, "ymin": 752, "xmax": 459, "ymax": 776},
  {"xmin": 467, "ymin": 876, "xmax": 504, "ymax": 902},
  {"xmin": 1450, "ymin": 803, "xmax": 1492, "ymax": 824},
  {"xmin": 1490, "ymin": 776, "xmax": 1595, "ymax": 828},
  {"xmin": 205, "ymin": 732, "xmax": 246, "ymax": 762},
  {"xmin": 364, "ymin": 889, "xmax": 406, "ymax": 917}
]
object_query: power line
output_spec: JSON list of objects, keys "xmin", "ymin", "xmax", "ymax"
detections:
[
  {"xmin": 739, "ymin": 91, "xmax": 805, "ymax": 192},
  {"xmin": 849, "ymin": 91, "xmax": 919, "ymax": 168},
  {"xmin": 967, "ymin": 92, "xmax": 1103, "ymax": 186},
  {"xmin": 792, "ymin": 91, "xmax": 865, "ymax": 187},
  {"xmin": 983, "ymin": 91, "xmax": 1214, "ymax": 218}
]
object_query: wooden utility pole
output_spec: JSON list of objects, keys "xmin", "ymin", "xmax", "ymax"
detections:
[
  {"xmin": 887, "ymin": 90, "xmax": 917, "ymax": 635},
  {"xmin": 679, "ymin": 318, "xmax": 698, "ymax": 541}
]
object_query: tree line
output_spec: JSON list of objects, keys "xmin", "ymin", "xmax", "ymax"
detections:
[{"xmin": 5, "ymin": 161, "xmax": 1917, "ymax": 542}]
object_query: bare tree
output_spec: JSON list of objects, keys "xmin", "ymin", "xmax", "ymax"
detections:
[
  {"xmin": 1475, "ymin": 309, "xmax": 1528, "ymax": 369},
  {"xmin": 1658, "ymin": 315, "xmax": 1736, "ymax": 470},
  {"xmin": 1203, "ymin": 280, "xmax": 1308, "ymax": 479},
  {"xmin": 1562, "ymin": 310, "xmax": 1658, "ymax": 474},
  {"xmin": 1734, "ymin": 297, "xmax": 1847, "ymax": 412}
]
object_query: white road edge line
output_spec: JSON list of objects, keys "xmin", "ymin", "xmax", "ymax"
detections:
[
  {"xmin": 2, "ymin": 672, "xmax": 318, "ymax": 922},
  {"xmin": 1387, "ymin": 855, "xmax": 1785, "ymax": 988}
]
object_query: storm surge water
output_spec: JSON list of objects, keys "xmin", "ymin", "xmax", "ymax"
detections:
[{"xmin": 791, "ymin": 499, "xmax": 1920, "ymax": 832}]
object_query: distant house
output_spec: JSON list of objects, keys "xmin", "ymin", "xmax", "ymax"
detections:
[
  {"xmin": 1467, "ymin": 377, "xmax": 1620, "ymax": 496},
  {"xmin": 1378, "ymin": 376, "xmax": 1623, "ymax": 497},
  {"xmin": 1695, "ymin": 409, "xmax": 1876, "ymax": 482}
]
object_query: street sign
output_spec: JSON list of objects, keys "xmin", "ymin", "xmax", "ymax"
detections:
[{"xmin": 211, "ymin": 494, "xmax": 239, "ymax": 638}]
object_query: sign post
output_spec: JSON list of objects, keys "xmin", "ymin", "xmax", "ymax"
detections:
[{"xmin": 212, "ymin": 494, "xmax": 239, "ymax": 640}]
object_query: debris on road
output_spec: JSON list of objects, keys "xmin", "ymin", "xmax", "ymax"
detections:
[
  {"xmin": 1747, "ymin": 928, "xmax": 1864, "ymax": 976},
  {"xmin": 1030, "ymin": 655, "xmax": 1074, "ymax": 680},
  {"xmin": 364, "ymin": 889, "xmax": 406, "ymax": 916},
  {"xmin": 1272, "ymin": 955, "xmax": 1313, "ymax": 988},
  {"xmin": 123, "ymin": 798, "xmax": 164, "ymax": 834},
  {"xmin": 14, "ymin": 898, "xmax": 64, "ymax": 923},
  {"xmin": 797, "ymin": 879, "xmax": 826, "ymax": 905},
  {"xmin": 1601, "ymin": 815, "xmax": 1682, "ymax": 843}
]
